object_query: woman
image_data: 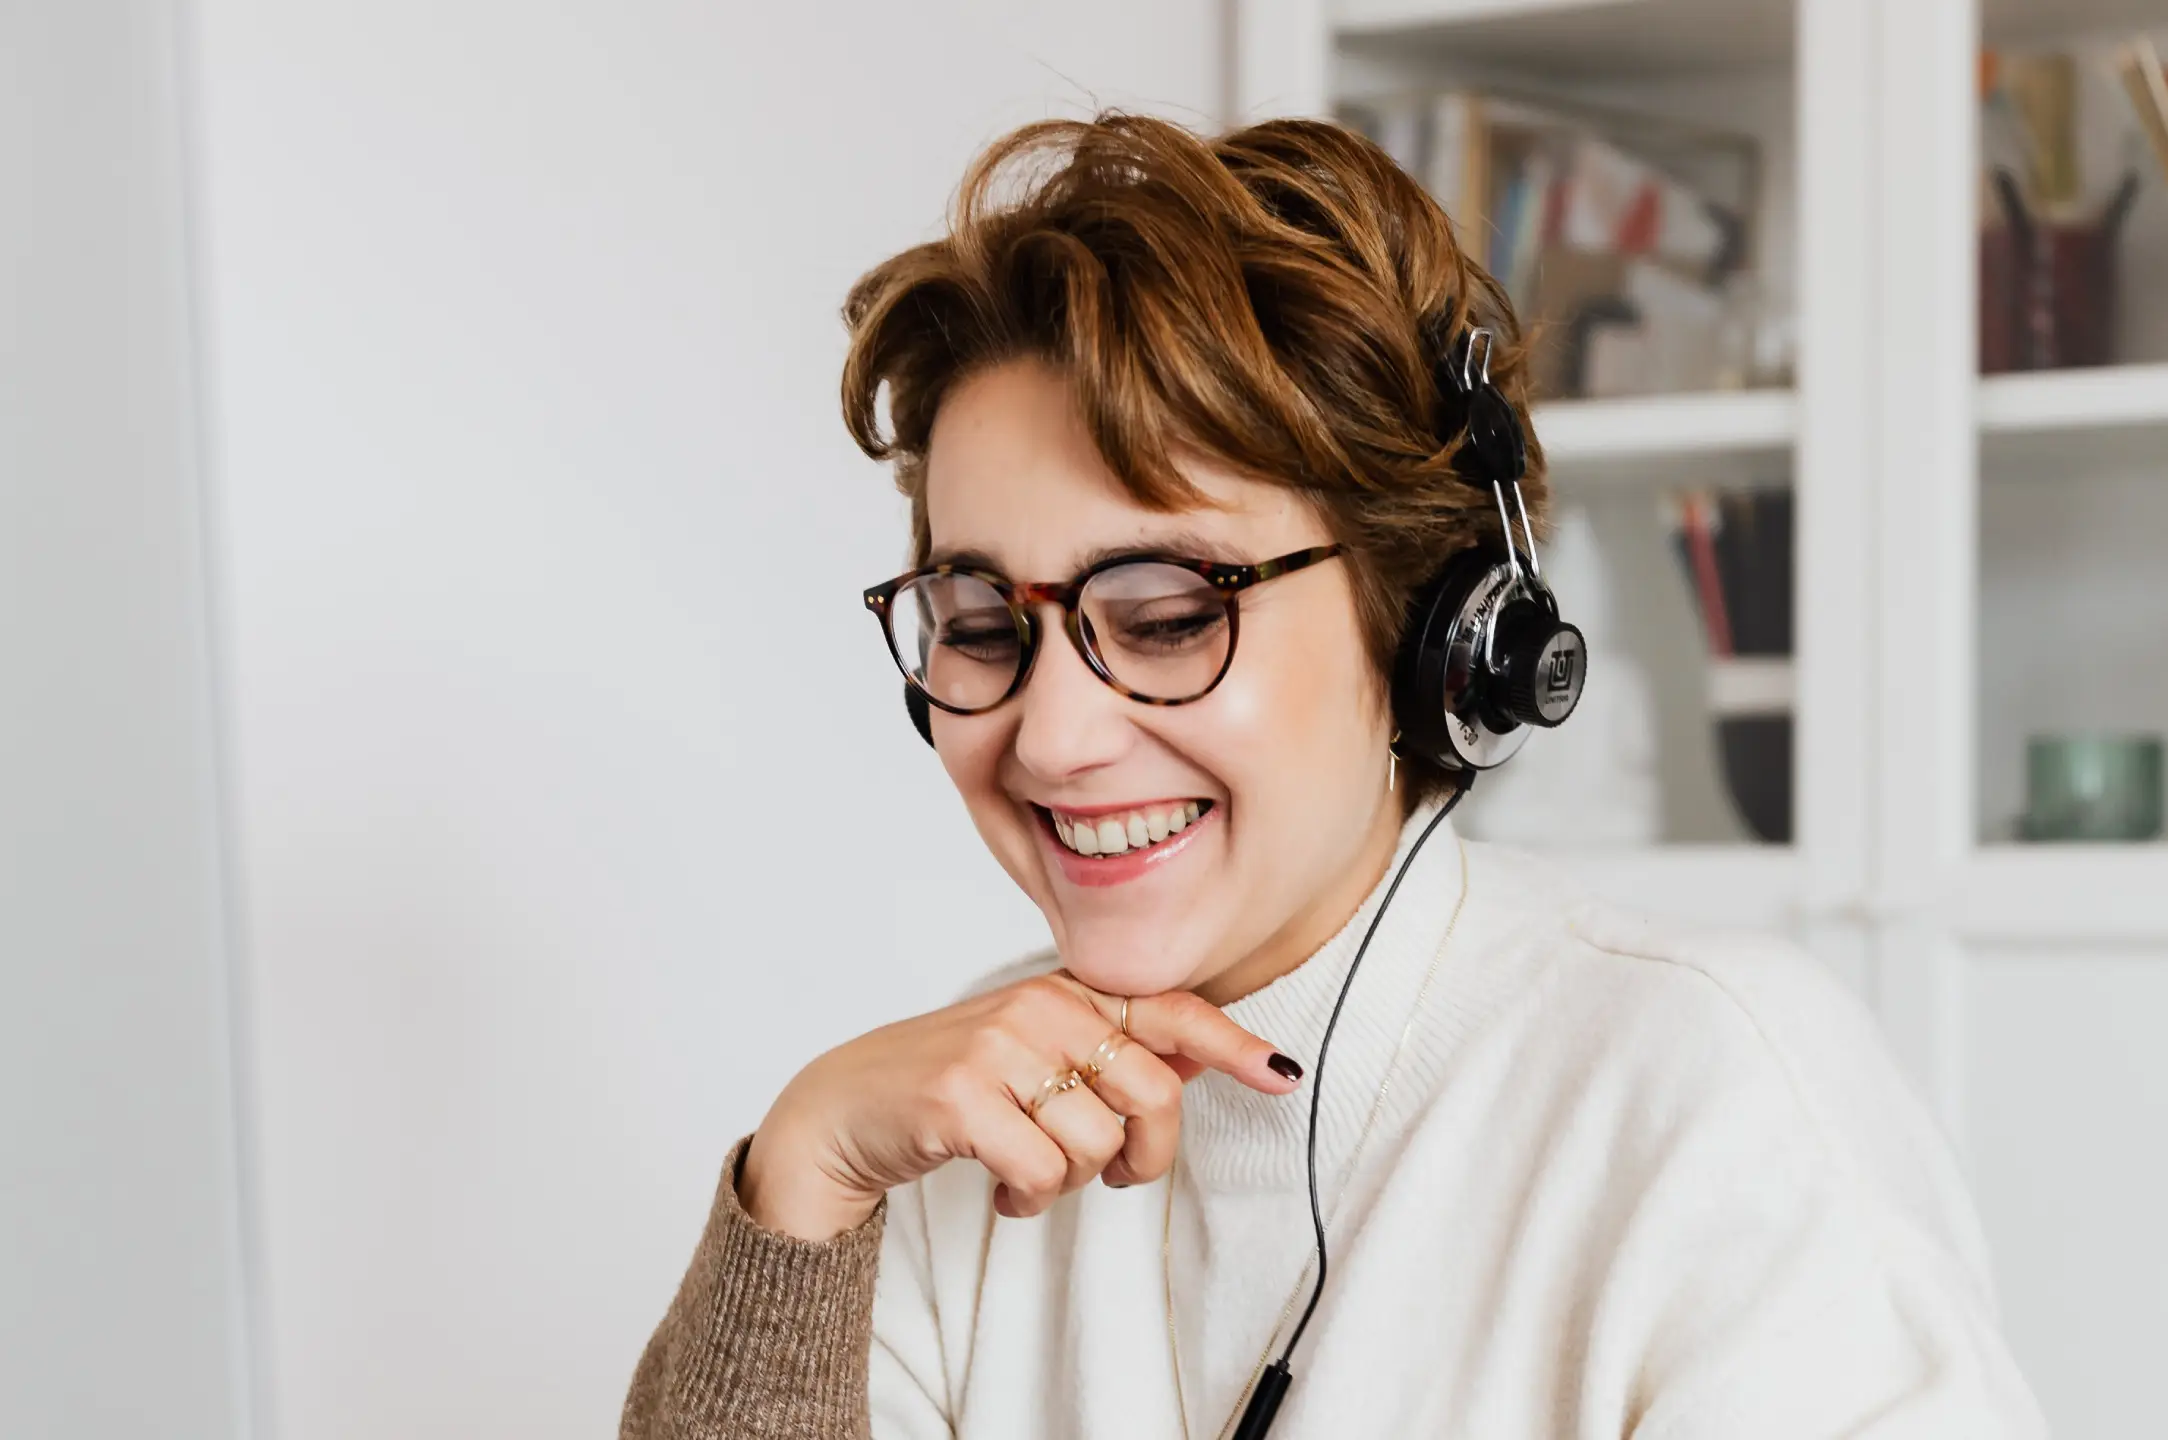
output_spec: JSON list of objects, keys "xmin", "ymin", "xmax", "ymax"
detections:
[{"xmin": 622, "ymin": 114, "xmax": 2044, "ymax": 1438}]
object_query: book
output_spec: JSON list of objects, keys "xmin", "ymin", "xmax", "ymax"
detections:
[
  {"xmin": 1337, "ymin": 87, "xmax": 1758, "ymax": 398},
  {"xmin": 1423, "ymin": 91, "xmax": 1490, "ymax": 250}
]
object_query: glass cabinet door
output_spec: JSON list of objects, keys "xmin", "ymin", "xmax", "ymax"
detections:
[
  {"xmin": 1326, "ymin": 0, "xmax": 1807, "ymax": 854},
  {"xmin": 1974, "ymin": 4, "xmax": 2168, "ymax": 849},
  {"xmin": 1961, "ymin": 4, "xmax": 2168, "ymax": 1436}
]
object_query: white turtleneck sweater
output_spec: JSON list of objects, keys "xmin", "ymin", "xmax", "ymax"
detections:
[{"xmin": 863, "ymin": 805, "xmax": 2047, "ymax": 1438}]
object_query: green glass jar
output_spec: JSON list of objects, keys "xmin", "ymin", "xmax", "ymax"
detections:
[{"xmin": 2019, "ymin": 735, "xmax": 2165, "ymax": 843}]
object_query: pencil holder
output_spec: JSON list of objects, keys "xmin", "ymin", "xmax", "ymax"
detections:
[{"xmin": 1978, "ymin": 170, "xmax": 2133, "ymax": 373}]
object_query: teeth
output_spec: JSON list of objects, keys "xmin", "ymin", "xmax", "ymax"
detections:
[{"xmin": 1047, "ymin": 801, "xmax": 1209, "ymax": 858}]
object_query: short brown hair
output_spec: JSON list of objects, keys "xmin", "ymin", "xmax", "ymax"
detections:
[{"xmin": 840, "ymin": 111, "xmax": 1546, "ymax": 810}]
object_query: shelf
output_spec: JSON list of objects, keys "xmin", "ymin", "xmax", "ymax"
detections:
[
  {"xmin": 1956, "ymin": 846, "xmax": 2168, "ymax": 944},
  {"xmin": 1523, "ymin": 356, "xmax": 2161, "ymax": 482},
  {"xmin": 1533, "ymin": 387, "xmax": 1795, "ymax": 485},
  {"xmin": 1531, "ymin": 843, "xmax": 2168, "ymax": 943},
  {"xmin": 1978, "ymin": 365, "xmax": 2168, "ymax": 475},
  {"xmin": 1984, "ymin": 0, "xmax": 2168, "ymax": 47},
  {"xmin": 1979, "ymin": 363, "xmax": 2168, "ymax": 436},
  {"xmin": 1333, "ymin": 0, "xmax": 1792, "ymax": 78}
]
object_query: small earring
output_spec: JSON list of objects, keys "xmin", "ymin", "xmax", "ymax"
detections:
[{"xmin": 1387, "ymin": 730, "xmax": 1402, "ymax": 793}]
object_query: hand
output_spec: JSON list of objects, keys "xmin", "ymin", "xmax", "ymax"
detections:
[{"xmin": 737, "ymin": 971, "xmax": 1301, "ymax": 1240}]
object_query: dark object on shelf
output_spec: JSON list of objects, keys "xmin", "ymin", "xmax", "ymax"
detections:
[
  {"xmin": 1979, "ymin": 166, "xmax": 2138, "ymax": 373},
  {"xmin": 1560, "ymin": 294, "xmax": 1642, "ymax": 399},
  {"xmin": 1670, "ymin": 489, "xmax": 1795, "ymax": 844},
  {"xmin": 1719, "ymin": 716, "xmax": 1792, "ymax": 844},
  {"xmin": 2020, "ymin": 734, "xmax": 2164, "ymax": 842}
]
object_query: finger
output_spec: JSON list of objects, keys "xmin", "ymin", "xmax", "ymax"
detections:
[
  {"xmin": 985, "ymin": 974, "xmax": 1144, "ymax": 1074},
  {"xmin": 1040, "ymin": 972, "xmax": 1285, "ymax": 1090},
  {"xmin": 958, "ymin": 1087, "xmax": 1070, "ymax": 1219},
  {"xmin": 1026, "ymin": 1078, "xmax": 1129, "ymax": 1196},
  {"xmin": 1100, "ymin": 986, "xmax": 1302, "ymax": 1096},
  {"xmin": 978, "ymin": 1021, "xmax": 1131, "ymax": 1194},
  {"xmin": 969, "ymin": 993, "xmax": 1166, "ymax": 1192},
  {"xmin": 1081, "ymin": 1041, "xmax": 1182, "ymax": 1187}
]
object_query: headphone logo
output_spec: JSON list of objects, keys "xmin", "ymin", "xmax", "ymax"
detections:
[{"xmin": 1545, "ymin": 648, "xmax": 1577, "ymax": 694}]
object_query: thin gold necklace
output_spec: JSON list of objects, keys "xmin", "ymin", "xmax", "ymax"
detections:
[{"xmin": 1162, "ymin": 836, "xmax": 1471, "ymax": 1440}]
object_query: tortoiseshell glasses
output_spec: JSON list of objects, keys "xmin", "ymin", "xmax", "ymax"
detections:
[{"xmin": 862, "ymin": 545, "xmax": 1344, "ymax": 715}]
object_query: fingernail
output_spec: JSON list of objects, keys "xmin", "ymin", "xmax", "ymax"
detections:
[
  {"xmin": 1267, "ymin": 1052, "xmax": 1304, "ymax": 1082},
  {"xmin": 1107, "ymin": 1180, "xmax": 1131, "ymax": 1189}
]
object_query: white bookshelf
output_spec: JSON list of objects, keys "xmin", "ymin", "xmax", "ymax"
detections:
[
  {"xmin": 1334, "ymin": 0, "xmax": 1792, "ymax": 75},
  {"xmin": 1535, "ymin": 387, "xmax": 1795, "ymax": 475},
  {"xmin": 1980, "ymin": 361, "xmax": 2168, "ymax": 436},
  {"xmin": 1335, "ymin": 0, "xmax": 1633, "ymax": 27},
  {"xmin": 1241, "ymin": 1, "xmax": 2168, "ymax": 1430},
  {"xmin": 1985, "ymin": 0, "xmax": 2168, "ymax": 46}
]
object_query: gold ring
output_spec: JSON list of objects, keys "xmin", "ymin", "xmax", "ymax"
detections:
[
  {"xmin": 1081, "ymin": 1032, "xmax": 1128, "ymax": 1086},
  {"xmin": 1029, "ymin": 1068, "xmax": 1087, "ymax": 1119},
  {"xmin": 1118, "ymin": 995, "xmax": 1130, "ymax": 1036}
]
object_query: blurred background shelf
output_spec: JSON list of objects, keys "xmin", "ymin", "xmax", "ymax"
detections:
[
  {"xmin": 1536, "ymin": 388, "xmax": 1795, "ymax": 483},
  {"xmin": 1958, "ymin": 845, "xmax": 2168, "ymax": 942},
  {"xmin": 1980, "ymin": 362, "xmax": 2168, "ymax": 439},
  {"xmin": 1986, "ymin": 0, "xmax": 2168, "ymax": 48},
  {"xmin": 1334, "ymin": 0, "xmax": 1792, "ymax": 77},
  {"xmin": 1552, "ymin": 843, "xmax": 2168, "ymax": 943}
]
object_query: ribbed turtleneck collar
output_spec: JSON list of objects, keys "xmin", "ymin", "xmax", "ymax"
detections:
[{"xmin": 1180, "ymin": 797, "xmax": 1503, "ymax": 1192}]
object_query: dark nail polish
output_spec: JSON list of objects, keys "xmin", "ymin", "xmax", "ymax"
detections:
[{"xmin": 1267, "ymin": 1052, "xmax": 1304, "ymax": 1082}]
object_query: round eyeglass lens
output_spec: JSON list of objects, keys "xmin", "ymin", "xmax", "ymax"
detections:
[
  {"xmin": 889, "ymin": 572, "xmax": 1024, "ymax": 712},
  {"xmin": 1079, "ymin": 561, "xmax": 1233, "ymax": 702}
]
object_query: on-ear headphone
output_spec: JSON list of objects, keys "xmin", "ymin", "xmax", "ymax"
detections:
[
  {"xmin": 899, "ymin": 323, "xmax": 1586, "ymax": 765},
  {"xmin": 1389, "ymin": 324, "xmax": 1587, "ymax": 773}
]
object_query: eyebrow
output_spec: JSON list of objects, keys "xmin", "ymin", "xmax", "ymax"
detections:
[{"xmin": 926, "ymin": 530, "xmax": 1251, "ymax": 576}]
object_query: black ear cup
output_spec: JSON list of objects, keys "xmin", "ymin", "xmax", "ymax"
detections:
[
  {"xmin": 1393, "ymin": 549, "xmax": 1521, "ymax": 772},
  {"xmin": 904, "ymin": 682, "xmax": 935, "ymax": 748}
]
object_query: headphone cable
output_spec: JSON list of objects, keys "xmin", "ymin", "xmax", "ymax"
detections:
[{"xmin": 1230, "ymin": 776, "xmax": 1472, "ymax": 1440}]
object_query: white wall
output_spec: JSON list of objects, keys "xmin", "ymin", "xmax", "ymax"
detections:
[
  {"xmin": 183, "ymin": 3, "xmax": 1223, "ymax": 1435},
  {"xmin": 1, "ymin": 3, "xmax": 251, "ymax": 1435}
]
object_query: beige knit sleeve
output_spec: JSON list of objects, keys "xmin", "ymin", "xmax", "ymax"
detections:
[{"xmin": 621, "ymin": 1134, "xmax": 887, "ymax": 1440}]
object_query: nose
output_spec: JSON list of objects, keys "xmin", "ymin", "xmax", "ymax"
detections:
[{"xmin": 1009, "ymin": 609, "xmax": 1132, "ymax": 781}]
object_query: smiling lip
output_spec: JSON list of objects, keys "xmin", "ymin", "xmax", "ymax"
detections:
[
  {"xmin": 1043, "ymin": 796, "xmax": 1200, "ymax": 819},
  {"xmin": 1033, "ymin": 801, "xmax": 1217, "ymax": 889}
]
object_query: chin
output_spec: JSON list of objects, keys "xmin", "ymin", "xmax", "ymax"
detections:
[
  {"xmin": 997, "ymin": 797, "xmax": 1234, "ymax": 997},
  {"xmin": 1050, "ymin": 915, "xmax": 1214, "ymax": 998}
]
